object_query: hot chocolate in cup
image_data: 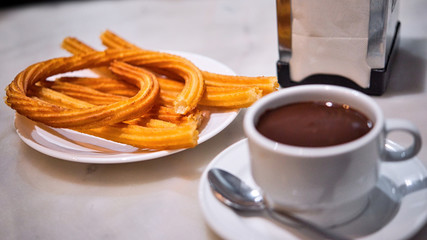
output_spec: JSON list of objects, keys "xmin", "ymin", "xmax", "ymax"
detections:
[{"xmin": 244, "ymin": 85, "xmax": 422, "ymax": 227}]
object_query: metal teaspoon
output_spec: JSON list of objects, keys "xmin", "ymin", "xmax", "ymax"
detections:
[{"xmin": 207, "ymin": 168, "xmax": 352, "ymax": 240}]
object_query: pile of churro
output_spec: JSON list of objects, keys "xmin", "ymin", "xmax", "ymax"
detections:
[{"xmin": 5, "ymin": 30, "xmax": 279, "ymax": 150}]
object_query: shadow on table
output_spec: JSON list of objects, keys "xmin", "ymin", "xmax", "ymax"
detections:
[
  {"xmin": 382, "ymin": 38, "xmax": 426, "ymax": 97},
  {"xmin": 411, "ymin": 226, "xmax": 427, "ymax": 240}
]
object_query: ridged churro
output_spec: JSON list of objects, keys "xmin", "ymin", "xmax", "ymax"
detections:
[
  {"xmin": 5, "ymin": 50, "xmax": 162, "ymax": 128},
  {"xmin": 39, "ymin": 80, "xmax": 127, "ymax": 105},
  {"xmin": 56, "ymin": 76, "xmax": 138, "ymax": 97},
  {"xmin": 79, "ymin": 122, "xmax": 198, "ymax": 150},
  {"xmin": 62, "ymin": 36, "xmax": 265, "ymax": 109},
  {"xmin": 64, "ymin": 35, "xmax": 205, "ymax": 114},
  {"xmin": 27, "ymin": 81, "xmax": 200, "ymax": 150},
  {"xmin": 100, "ymin": 30, "xmax": 279, "ymax": 95},
  {"xmin": 62, "ymin": 37, "xmax": 117, "ymax": 79},
  {"xmin": 201, "ymin": 71, "xmax": 279, "ymax": 95},
  {"xmin": 28, "ymin": 85, "xmax": 94, "ymax": 109},
  {"xmin": 5, "ymin": 31, "xmax": 278, "ymax": 151}
]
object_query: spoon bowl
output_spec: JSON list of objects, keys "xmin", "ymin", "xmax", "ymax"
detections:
[{"xmin": 208, "ymin": 168, "xmax": 264, "ymax": 211}]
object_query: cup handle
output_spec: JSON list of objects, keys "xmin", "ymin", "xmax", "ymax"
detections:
[{"xmin": 383, "ymin": 119, "xmax": 422, "ymax": 161}]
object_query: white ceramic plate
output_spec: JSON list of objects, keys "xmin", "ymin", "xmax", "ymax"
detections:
[
  {"xmin": 199, "ymin": 139, "xmax": 427, "ymax": 240},
  {"xmin": 14, "ymin": 51, "xmax": 239, "ymax": 163}
]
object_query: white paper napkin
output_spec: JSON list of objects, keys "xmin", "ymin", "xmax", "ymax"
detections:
[{"xmin": 289, "ymin": 0, "xmax": 372, "ymax": 88}]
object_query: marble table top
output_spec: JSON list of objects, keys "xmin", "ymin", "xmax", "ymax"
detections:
[{"xmin": 1, "ymin": 1, "xmax": 426, "ymax": 239}]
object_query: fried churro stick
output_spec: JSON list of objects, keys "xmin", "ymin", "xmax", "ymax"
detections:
[
  {"xmin": 7, "ymin": 31, "xmax": 283, "ymax": 150},
  {"xmin": 57, "ymin": 68, "xmax": 262, "ymax": 108},
  {"xmin": 125, "ymin": 118, "xmax": 178, "ymax": 128},
  {"xmin": 100, "ymin": 30, "xmax": 278, "ymax": 95},
  {"xmin": 56, "ymin": 75, "xmax": 177, "ymax": 106},
  {"xmin": 138, "ymin": 105, "xmax": 203, "ymax": 125},
  {"xmin": 200, "ymin": 86, "xmax": 262, "ymax": 108},
  {"xmin": 64, "ymin": 35, "xmax": 204, "ymax": 114},
  {"xmin": 201, "ymin": 71, "xmax": 279, "ymax": 95},
  {"xmin": 33, "ymin": 76, "xmax": 198, "ymax": 127},
  {"xmin": 61, "ymin": 37, "xmax": 96, "ymax": 55},
  {"xmin": 100, "ymin": 30, "xmax": 139, "ymax": 50},
  {"xmin": 28, "ymin": 85, "xmax": 94, "ymax": 109},
  {"xmin": 28, "ymin": 80, "xmax": 199, "ymax": 150},
  {"xmin": 157, "ymin": 79, "xmax": 263, "ymax": 108},
  {"xmin": 40, "ymin": 80, "xmax": 127, "ymax": 105},
  {"xmin": 63, "ymin": 36, "xmax": 266, "ymax": 108},
  {"xmin": 57, "ymin": 76, "xmax": 138, "ymax": 97},
  {"xmin": 5, "ymin": 50, "xmax": 162, "ymax": 128},
  {"xmin": 79, "ymin": 122, "xmax": 198, "ymax": 150},
  {"xmin": 61, "ymin": 37, "xmax": 117, "ymax": 79},
  {"xmin": 131, "ymin": 52, "xmax": 204, "ymax": 114},
  {"xmin": 147, "ymin": 76, "xmax": 264, "ymax": 108},
  {"xmin": 29, "ymin": 83, "xmax": 195, "ymax": 128}
]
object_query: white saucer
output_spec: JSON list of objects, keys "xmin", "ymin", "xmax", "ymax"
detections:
[{"xmin": 198, "ymin": 139, "xmax": 427, "ymax": 240}]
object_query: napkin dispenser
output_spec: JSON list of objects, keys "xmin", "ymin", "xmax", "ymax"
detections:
[{"xmin": 276, "ymin": 0, "xmax": 400, "ymax": 95}]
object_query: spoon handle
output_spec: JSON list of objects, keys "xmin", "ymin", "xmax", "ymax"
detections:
[{"xmin": 266, "ymin": 208, "xmax": 352, "ymax": 240}]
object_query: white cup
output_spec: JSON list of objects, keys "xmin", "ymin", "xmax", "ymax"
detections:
[{"xmin": 244, "ymin": 85, "xmax": 422, "ymax": 227}]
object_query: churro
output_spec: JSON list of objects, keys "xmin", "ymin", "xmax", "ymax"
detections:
[
  {"xmin": 5, "ymin": 50, "xmax": 161, "ymax": 128},
  {"xmin": 64, "ymin": 35, "xmax": 205, "ymax": 114},
  {"xmin": 56, "ymin": 76, "xmax": 138, "ymax": 97},
  {"xmin": 39, "ymin": 80, "xmax": 127, "ymax": 105},
  {"xmin": 27, "ymin": 81, "xmax": 199, "ymax": 150},
  {"xmin": 201, "ymin": 71, "xmax": 279, "ymax": 95},
  {"xmin": 79, "ymin": 122, "xmax": 198, "ymax": 150},
  {"xmin": 63, "ymin": 35, "xmax": 269, "ymax": 108},
  {"xmin": 100, "ymin": 30, "xmax": 279, "ymax": 95},
  {"xmin": 28, "ymin": 85, "xmax": 94, "ymax": 109},
  {"xmin": 5, "ymin": 31, "xmax": 279, "ymax": 151}
]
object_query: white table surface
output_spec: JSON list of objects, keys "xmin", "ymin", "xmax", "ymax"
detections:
[{"xmin": 1, "ymin": 1, "xmax": 426, "ymax": 239}]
